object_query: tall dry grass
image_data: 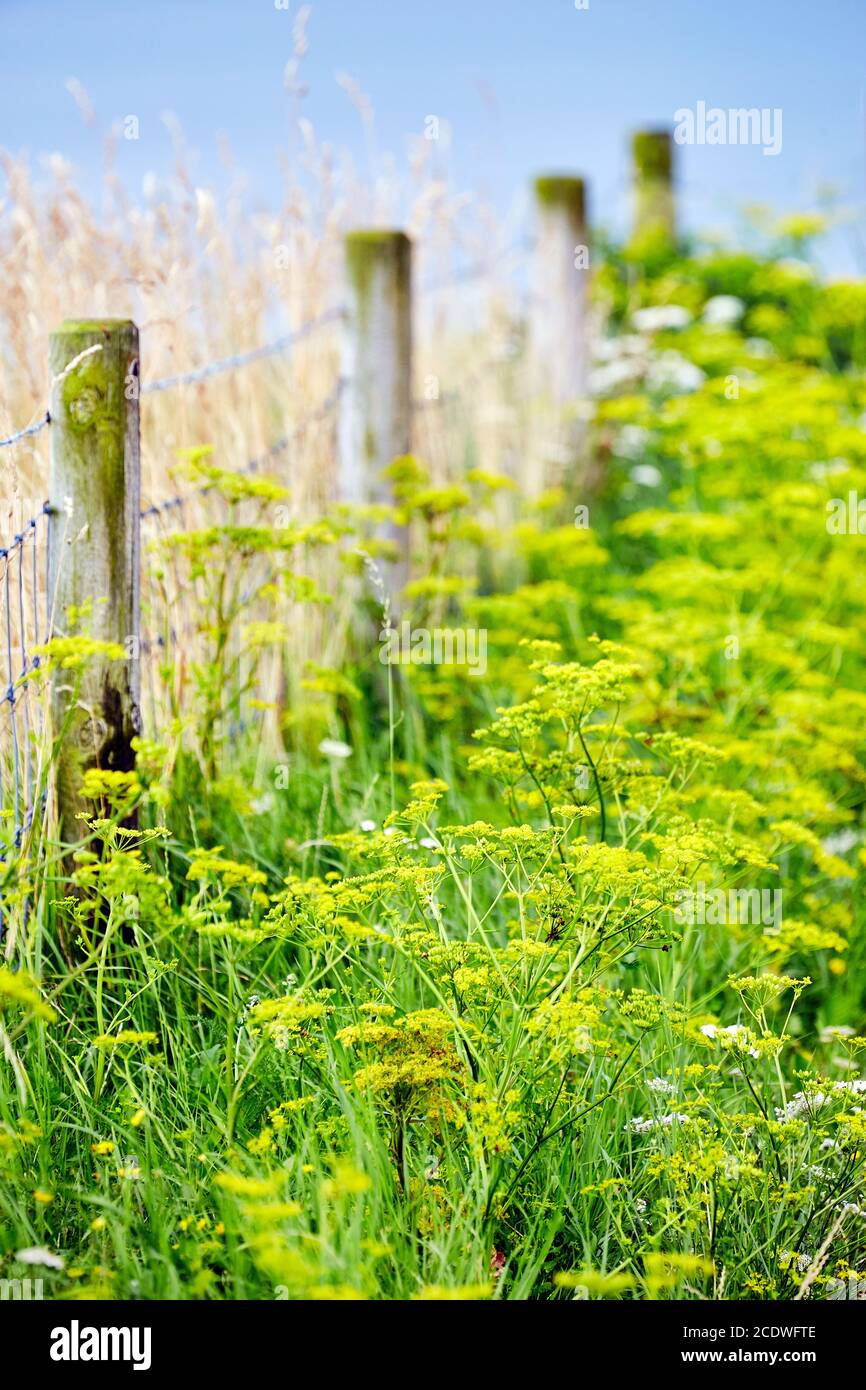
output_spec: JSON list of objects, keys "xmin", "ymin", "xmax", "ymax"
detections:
[
  {"xmin": 0, "ymin": 71, "xmax": 528, "ymax": 519},
  {"xmin": 0, "ymin": 67, "xmax": 535, "ymax": 802}
]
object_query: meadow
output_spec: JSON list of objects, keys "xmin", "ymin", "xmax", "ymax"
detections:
[{"xmin": 1, "ymin": 120, "xmax": 866, "ymax": 1303}]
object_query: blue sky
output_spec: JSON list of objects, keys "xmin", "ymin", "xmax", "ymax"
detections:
[{"xmin": 2, "ymin": 0, "xmax": 865, "ymax": 272}]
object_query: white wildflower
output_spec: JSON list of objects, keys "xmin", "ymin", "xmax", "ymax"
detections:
[
  {"xmin": 647, "ymin": 1077, "xmax": 675, "ymax": 1095},
  {"xmin": 629, "ymin": 1112, "xmax": 689, "ymax": 1134},
  {"xmin": 592, "ymin": 334, "xmax": 646, "ymax": 362},
  {"xmin": 318, "ymin": 738, "xmax": 352, "ymax": 759},
  {"xmin": 633, "ymin": 304, "xmax": 692, "ymax": 332},
  {"xmin": 834, "ymin": 1078, "xmax": 866, "ymax": 1096},
  {"xmin": 821, "ymin": 831, "xmax": 858, "ymax": 857},
  {"xmin": 120, "ymin": 1154, "xmax": 141, "ymax": 1181},
  {"xmin": 633, "ymin": 1197, "xmax": 650, "ymax": 1229},
  {"xmin": 588, "ymin": 358, "xmax": 643, "ymax": 396},
  {"xmin": 646, "ymin": 351, "xmax": 706, "ymax": 395},
  {"xmin": 702, "ymin": 1022, "xmax": 759, "ymax": 1058},
  {"xmin": 616, "ymin": 424, "xmax": 651, "ymax": 459},
  {"xmin": 629, "ymin": 464, "xmax": 663, "ymax": 487},
  {"xmin": 702, "ymin": 295, "xmax": 744, "ymax": 326},
  {"xmin": 745, "ymin": 337, "xmax": 775, "ymax": 358},
  {"xmin": 819, "ymin": 1024, "xmax": 856, "ymax": 1043},
  {"xmin": 15, "ymin": 1247, "xmax": 65, "ymax": 1270},
  {"xmin": 775, "ymin": 1090, "xmax": 830, "ymax": 1121}
]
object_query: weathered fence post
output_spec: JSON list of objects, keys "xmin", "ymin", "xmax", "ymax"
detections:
[
  {"xmin": 338, "ymin": 231, "xmax": 412, "ymax": 602},
  {"xmin": 530, "ymin": 175, "xmax": 589, "ymax": 404},
  {"xmin": 48, "ymin": 319, "xmax": 140, "ymax": 846},
  {"xmin": 526, "ymin": 176, "xmax": 589, "ymax": 496},
  {"xmin": 631, "ymin": 129, "xmax": 675, "ymax": 248}
]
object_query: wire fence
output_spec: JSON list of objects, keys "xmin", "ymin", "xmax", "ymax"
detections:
[
  {"xmin": 0, "ymin": 235, "xmax": 529, "ymax": 455},
  {"xmin": 140, "ymin": 306, "xmax": 346, "ymax": 397},
  {"xmin": 0, "ymin": 502, "xmax": 52, "ymax": 875},
  {"xmin": 138, "ymin": 377, "xmax": 345, "ymax": 744},
  {"xmin": 0, "ymin": 414, "xmax": 51, "ymax": 450},
  {"xmin": 0, "ymin": 238, "xmax": 530, "ymax": 890}
]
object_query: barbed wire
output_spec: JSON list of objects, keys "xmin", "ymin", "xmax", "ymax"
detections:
[
  {"xmin": 0, "ymin": 240, "xmax": 539, "ymax": 449},
  {"xmin": 0, "ymin": 414, "xmax": 51, "ymax": 450},
  {"xmin": 0, "ymin": 380, "xmax": 341, "ymax": 846},
  {"xmin": 0, "ymin": 243, "xmax": 534, "ymax": 541},
  {"xmin": 0, "ymin": 244, "xmax": 536, "ymax": 449},
  {"xmin": 0, "ymin": 501, "xmax": 53, "ymax": 561},
  {"xmin": 140, "ymin": 377, "xmax": 344, "ymax": 523},
  {"xmin": 0, "ymin": 501, "xmax": 51, "ymax": 871},
  {"xmin": 0, "ymin": 379, "xmax": 345, "ymax": 548},
  {"xmin": 0, "ymin": 306, "xmax": 345, "ymax": 450},
  {"xmin": 0, "ymin": 349, "xmax": 518, "ymax": 548},
  {"xmin": 0, "ymin": 342, "xmax": 521, "ymax": 550},
  {"xmin": 141, "ymin": 305, "xmax": 345, "ymax": 396},
  {"xmin": 135, "ymin": 381, "xmax": 343, "ymax": 715}
]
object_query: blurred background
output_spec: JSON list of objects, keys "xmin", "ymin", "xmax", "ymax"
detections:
[{"xmin": 2, "ymin": 0, "xmax": 865, "ymax": 274}]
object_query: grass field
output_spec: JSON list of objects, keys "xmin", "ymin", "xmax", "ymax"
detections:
[{"xmin": 2, "ymin": 138, "xmax": 866, "ymax": 1302}]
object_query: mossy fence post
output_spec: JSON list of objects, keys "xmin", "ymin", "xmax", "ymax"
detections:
[
  {"xmin": 631, "ymin": 129, "xmax": 675, "ymax": 248},
  {"xmin": 528, "ymin": 175, "xmax": 589, "ymax": 494},
  {"xmin": 48, "ymin": 319, "xmax": 141, "ymax": 848},
  {"xmin": 338, "ymin": 230, "xmax": 412, "ymax": 604}
]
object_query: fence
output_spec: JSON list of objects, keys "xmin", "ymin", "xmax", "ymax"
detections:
[
  {"xmin": 0, "ymin": 503, "xmax": 52, "ymax": 848},
  {"xmin": 0, "ymin": 134, "xmax": 676, "ymax": 881}
]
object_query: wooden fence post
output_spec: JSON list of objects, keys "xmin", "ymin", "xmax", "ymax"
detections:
[
  {"xmin": 526, "ymin": 176, "xmax": 589, "ymax": 496},
  {"xmin": 338, "ymin": 231, "xmax": 412, "ymax": 602},
  {"xmin": 530, "ymin": 175, "xmax": 589, "ymax": 404},
  {"xmin": 631, "ymin": 130, "xmax": 675, "ymax": 249},
  {"xmin": 48, "ymin": 319, "xmax": 141, "ymax": 846}
]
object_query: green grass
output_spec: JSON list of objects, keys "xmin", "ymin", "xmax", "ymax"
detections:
[{"xmin": 2, "ymin": 234, "xmax": 866, "ymax": 1302}]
